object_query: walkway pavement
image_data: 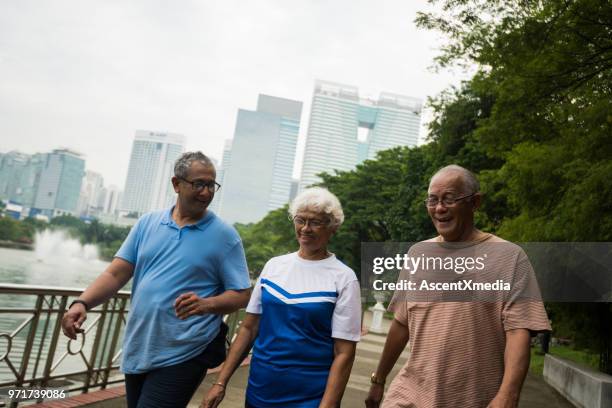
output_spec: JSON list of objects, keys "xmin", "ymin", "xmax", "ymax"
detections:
[{"xmin": 188, "ymin": 312, "xmax": 574, "ymax": 407}]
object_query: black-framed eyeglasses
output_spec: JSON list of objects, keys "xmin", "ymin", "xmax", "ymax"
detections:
[
  {"xmin": 424, "ymin": 193, "xmax": 476, "ymax": 208},
  {"xmin": 290, "ymin": 215, "xmax": 330, "ymax": 229},
  {"xmin": 179, "ymin": 177, "xmax": 221, "ymax": 193}
]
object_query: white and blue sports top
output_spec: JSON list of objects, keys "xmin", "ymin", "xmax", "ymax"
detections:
[{"xmin": 245, "ymin": 252, "xmax": 361, "ymax": 408}]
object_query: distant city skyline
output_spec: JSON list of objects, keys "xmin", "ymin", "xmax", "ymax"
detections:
[{"xmin": 0, "ymin": 1, "xmax": 472, "ymax": 188}]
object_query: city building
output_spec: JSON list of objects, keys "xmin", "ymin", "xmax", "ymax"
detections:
[
  {"xmin": 32, "ymin": 148, "xmax": 86, "ymax": 218},
  {"xmin": 0, "ymin": 151, "xmax": 30, "ymax": 204},
  {"xmin": 77, "ymin": 170, "xmax": 105, "ymax": 216},
  {"xmin": 299, "ymin": 80, "xmax": 422, "ymax": 190},
  {"xmin": 218, "ymin": 94, "xmax": 302, "ymax": 224},
  {"xmin": 99, "ymin": 185, "xmax": 122, "ymax": 215},
  {"xmin": 289, "ymin": 179, "xmax": 299, "ymax": 203},
  {"xmin": 121, "ymin": 130, "xmax": 185, "ymax": 216},
  {"xmin": 208, "ymin": 140, "xmax": 232, "ymax": 214},
  {"xmin": 17, "ymin": 153, "xmax": 48, "ymax": 208}
]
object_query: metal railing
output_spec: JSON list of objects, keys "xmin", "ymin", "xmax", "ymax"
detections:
[{"xmin": 0, "ymin": 284, "xmax": 243, "ymax": 407}]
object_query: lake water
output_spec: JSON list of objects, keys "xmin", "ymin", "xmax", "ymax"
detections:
[
  {"xmin": 0, "ymin": 247, "xmax": 109, "ymax": 289},
  {"xmin": 0, "ymin": 232, "xmax": 119, "ymax": 388}
]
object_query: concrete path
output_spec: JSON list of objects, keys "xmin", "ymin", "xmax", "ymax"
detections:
[
  {"xmin": 189, "ymin": 337, "xmax": 572, "ymax": 408},
  {"xmin": 189, "ymin": 313, "xmax": 573, "ymax": 407}
]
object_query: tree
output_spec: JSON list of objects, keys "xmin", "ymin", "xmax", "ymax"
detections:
[
  {"xmin": 0, "ymin": 217, "xmax": 19, "ymax": 241},
  {"xmin": 417, "ymin": 0, "xmax": 612, "ymax": 373}
]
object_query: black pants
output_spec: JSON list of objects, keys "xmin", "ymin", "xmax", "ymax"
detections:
[
  {"xmin": 125, "ymin": 324, "xmax": 227, "ymax": 408},
  {"xmin": 125, "ymin": 355, "xmax": 208, "ymax": 408}
]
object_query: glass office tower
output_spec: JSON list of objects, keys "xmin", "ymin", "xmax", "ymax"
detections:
[
  {"xmin": 33, "ymin": 149, "xmax": 86, "ymax": 217},
  {"xmin": 218, "ymin": 95, "xmax": 302, "ymax": 224},
  {"xmin": 121, "ymin": 130, "xmax": 185, "ymax": 216},
  {"xmin": 300, "ymin": 80, "xmax": 422, "ymax": 190}
]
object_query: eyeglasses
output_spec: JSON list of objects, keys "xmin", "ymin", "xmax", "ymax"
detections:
[
  {"xmin": 291, "ymin": 215, "xmax": 330, "ymax": 229},
  {"xmin": 424, "ymin": 193, "xmax": 476, "ymax": 208},
  {"xmin": 179, "ymin": 177, "xmax": 221, "ymax": 193}
]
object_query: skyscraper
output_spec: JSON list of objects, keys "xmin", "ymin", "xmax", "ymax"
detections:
[
  {"xmin": 121, "ymin": 131, "xmax": 185, "ymax": 216},
  {"xmin": 0, "ymin": 151, "xmax": 30, "ymax": 203},
  {"xmin": 99, "ymin": 185, "xmax": 122, "ymax": 215},
  {"xmin": 77, "ymin": 170, "xmax": 105, "ymax": 216},
  {"xmin": 18, "ymin": 153, "xmax": 48, "ymax": 208},
  {"xmin": 33, "ymin": 148, "xmax": 86, "ymax": 217},
  {"xmin": 218, "ymin": 95, "xmax": 302, "ymax": 224},
  {"xmin": 300, "ymin": 80, "xmax": 422, "ymax": 190},
  {"xmin": 209, "ymin": 140, "xmax": 233, "ymax": 215}
]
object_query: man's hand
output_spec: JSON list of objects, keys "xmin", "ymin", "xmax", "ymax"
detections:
[
  {"xmin": 61, "ymin": 303, "xmax": 87, "ymax": 339},
  {"xmin": 200, "ymin": 384, "xmax": 225, "ymax": 408},
  {"xmin": 487, "ymin": 392, "xmax": 519, "ymax": 408},
  {"xmin": 365, "ymin": 383, "xmax": 384, "ymax": 408},
  {"xmin": 174, "ymin": 292, "xmax": 211, "ymax": 319}
]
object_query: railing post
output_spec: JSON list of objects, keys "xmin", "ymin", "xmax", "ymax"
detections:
[
  {"xmin": 0, "ymin": 284, "xmax": 132, "ymax": 407},
  {"xmin": 101, "ymin": 298, "xmax": 127, "ymax": 388},
  {"xmin": 16, "ymin": 295, "xmax": 44, "ymax": 386},
  {"xmin": 40, "ymin": 296, "xmax": 68, "ymax": 387},
  {"xmin": 84, "ymin": 301, "xmax": 109, "ymax": 392}
]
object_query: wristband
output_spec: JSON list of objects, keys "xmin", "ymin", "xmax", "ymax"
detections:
[
  {"xmin": 68, "ymin": 299, "xmax": 89, "ymax": 311},
  {"xmin": 213, "ymin": 382, "xmax": 226, "ymax": 389}
]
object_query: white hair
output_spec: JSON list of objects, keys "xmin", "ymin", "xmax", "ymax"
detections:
[
  {"xmin": 289, "ymin": 187, "xmax": 344, "ymax": 227},
  {"xmin": 430, "ymin": 164, "xmax": 480, "ymax": 194}
]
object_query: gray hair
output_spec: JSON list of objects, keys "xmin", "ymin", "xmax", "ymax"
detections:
[
  {"xmin": 174, "ymin": 151, "xmax": 215, "ymax": 179},
  {"xmin": 289, "ymin": 187, "xmax": 345, "ymax": 227},
  {"xmin": 430, "ymin": 165, "xmax": 480, "ymax": 194}
]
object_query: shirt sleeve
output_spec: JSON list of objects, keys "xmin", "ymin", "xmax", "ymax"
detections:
[
  {"xmin": 502, "ymin": 249, "xmax": 551, "ymax": 333},
  {"xmin": 114, "ymin": 217, "xmax": 144, "ymax": 265},
  {"xmin": 246, "ymin": 276, "xmax": 263, "ymax": 314},
  {"xmin": 219, "ymin": 240, "xmax": 251, "ymax": 291},
  {"xmin": 392, "ymin": 301, "xmax": 410, "ymax": 326},
  {"xmin": 332, "ymin": 279, "xmax": 362, "ymax": 342}
]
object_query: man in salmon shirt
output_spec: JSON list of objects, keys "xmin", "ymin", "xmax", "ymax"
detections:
[{"xmin": 366, "ymin": 165, "xmax": 550, "ymax": 408}]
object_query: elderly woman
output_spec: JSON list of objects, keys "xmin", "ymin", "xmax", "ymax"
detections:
[{"xmin": 202, "ymin": 187, "xmax": 361, "ymax": 408}]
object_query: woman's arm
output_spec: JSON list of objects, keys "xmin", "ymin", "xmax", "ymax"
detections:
[
  {"xmin": 201, "ymin": 312, "xmax": 261, "ymax": 408},
  {"xmin": 319, "ymin": 338, "xmax": 357, "ymax": 408}
]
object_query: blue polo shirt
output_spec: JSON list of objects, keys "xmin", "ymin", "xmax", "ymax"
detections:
[{"xmin": 116, "ymin": 207, "xmax": 250, "ymax": 374}]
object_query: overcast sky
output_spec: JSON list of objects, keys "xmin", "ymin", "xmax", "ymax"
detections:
[{"xmin": 0, "ymin": 0, "xmax": 469, "ymax": 188}]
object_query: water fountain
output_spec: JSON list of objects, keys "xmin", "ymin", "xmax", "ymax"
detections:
[{"xmin": 34, "ymin": 229, "xmax": 100, "ymax": 262}]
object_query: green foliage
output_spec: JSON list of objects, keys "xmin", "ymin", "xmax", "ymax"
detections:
[
  {"xmin": 236, "ymin": 206, "xmax": 298, "ymax": 276},
  {"xmin": 0, "ymin": 216, "xmax": 47, "ymax": 243},
  {"xmin": 530, "ymin": 344, "xmax": 600, "ymax": 377},
  {"xmin": 0, "ymin": 217, "xmax": 20, "ymax": 241}
]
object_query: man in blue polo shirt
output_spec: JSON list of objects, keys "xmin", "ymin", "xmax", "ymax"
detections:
[{"xmin": 61, "ymin": 151, "xmax": 251, "ymax": 408}]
